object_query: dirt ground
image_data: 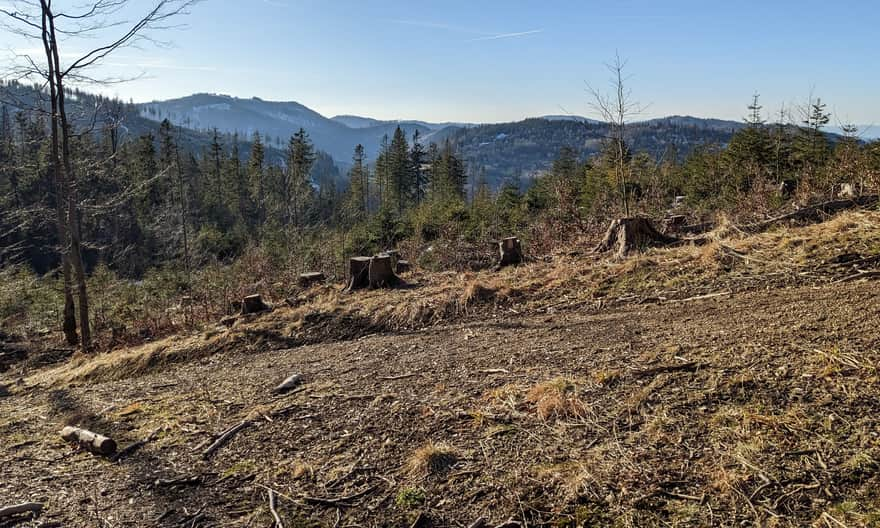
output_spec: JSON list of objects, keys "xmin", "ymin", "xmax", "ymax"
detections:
[{"xmin": 2, "ymin": 276, "xmax": 879, "ymax": 527}]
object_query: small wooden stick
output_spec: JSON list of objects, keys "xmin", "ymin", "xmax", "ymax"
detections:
[
  {"xmin": 379, "ymin": 373, "xmax": 418, "ymax": 381},
  {"xmin": 0, "ymin": 502, "xmax": 43, "ymax": 518},
  {"xmin": 268, "ymin": 489, "xmax": 284, "ymax": 528},
  {"xmin": 111, "ymin": 428, "xmax": 160, "ymax": 462},
  {"xmin": 202, "ymin": 420, "xmax": 251, "ymax": 459}
]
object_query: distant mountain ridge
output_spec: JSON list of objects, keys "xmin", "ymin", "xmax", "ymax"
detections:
[
  {"xmin": 144, "ymin": 93, "xmax": 852, "ymax": 187},
  {"xmin": 139, "ymin": 94, "xmax": 441, "ymax": 162}
]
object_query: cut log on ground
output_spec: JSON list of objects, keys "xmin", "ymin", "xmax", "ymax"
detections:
[
  {"xmin": 594, "ymin": 217, "xmax": 676, "ymax": 258},
  {"xmin": 241, "ymin": 294, "xmax": 269, "ymax": 315},
  {"xmin": 497, "ymin": 237, "xmax": 523, "ymax": 268},
  {"xmin": 0, "ymin": 502, "xmax": 43, "ymax": 518},
  {"xmin": 368, "ymin": 254, "xmax": 399, "ymax": 289},
  {"xmin": 60, "ymin": 426, "xmax": 117, "ymax": 455},
  {"xmin": 202, "ymin": 420, "xmax": 251, "ymax": 459},
  {"xmin": 346, "ymin": 256, "xmax": 372, "ymax": 291},
  {"xmin": 274, "ymin": 373, "xmax": 304, "ymax": 393},
  {"xmin": 298, "ymin": 272, "xmax": 325, "ymax": 288},
  {"xmin": 396, "ymin": 259, "xmax": 411, "ymax": 274},
  {"xmin": 744, "ymin": 195, "xmax": 879, "ymax": 233}
]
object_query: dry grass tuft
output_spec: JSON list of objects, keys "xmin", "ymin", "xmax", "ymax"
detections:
[
  {"xmin": 405, "ymin": 441, "xmax": 458, "ymax": 478},
  {"xmin": 526, "ymin": 377, "xmax": 588, "ymax": 421}
]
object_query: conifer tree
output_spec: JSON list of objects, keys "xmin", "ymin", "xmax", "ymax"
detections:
[
  {"xmin": 410, "ymin": 130, "xmax": 427, "ymax": 204},
  {"xmin": 248, "ymin": 132, "xmax": 265, "ymax": 234},
  {"xmin": 285, "ymin": 128, "xmax": 316, "ymax": 226},
  {"xmin": 387, "ymin": 126, "xmax": 410, "ymax": 212},
  {"xmin": 794, "ymin": 97, "xmax": 831, "ymax": 179},
  {"xmin": 347, "ymin": 144, "xmax": 368, "ymax": 218}
]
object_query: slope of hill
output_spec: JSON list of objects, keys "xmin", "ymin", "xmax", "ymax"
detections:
[
  {"xmin": 330, "ymin": 115, "xmax": 472, "ymax": 131},
  {"xmin": 139, "ymin": 94, "xmax": 435, "ymax": 162},
  {"xmin": 3, "ymin": 209, "xmax": 880, "ymax": 527},
  {"xmin": 445, "ymin": 116, "xmax": 743, "ymax": 184}
]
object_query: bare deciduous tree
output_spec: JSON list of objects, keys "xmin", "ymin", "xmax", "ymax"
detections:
[
  {"xmin": 587, "ymin": 52, "xmax": 645, "ymax": 217},
  {"xmin": 2, "ymin": 0, "xmax": 198, "ymax": 349}
]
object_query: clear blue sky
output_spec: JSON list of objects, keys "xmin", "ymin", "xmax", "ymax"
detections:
[{"xmin": 5, "ymin": 0, "xmax": 880, "ymax": 125}]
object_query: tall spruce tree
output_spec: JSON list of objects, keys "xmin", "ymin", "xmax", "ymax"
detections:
[
  {"xmin": 248, "ymin": 132, "xmax": 265, "ymax": 234},
  {"xmin": 286, "ymin": 128, "xmax": 316, "ymax": 226},
  {"xmin": 347, "ymin": 144, "xmax": 368, "ymax": 218}
]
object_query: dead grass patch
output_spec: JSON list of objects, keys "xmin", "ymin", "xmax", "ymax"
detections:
[
  {"xmin": 525, "ymin": 377, "xmax": 589, "ymax": 421},
  {"xmin": 405, "ymin": 441, "xmax": 458, "ymax": 478}
]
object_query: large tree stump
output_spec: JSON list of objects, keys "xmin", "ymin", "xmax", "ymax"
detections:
[
  {"xmin": 396, "ymin": 259, "xmax": 411, "ymax": 274},
  {"xmin": 497, "ymin": 237, "xmax": 523, "ymax": 268},
  {"xmin": 369, "ymin": 254, "xmax": 399, "ymax": 288},
  {"xmin": 347, "ymin": 256, "xmax": 372, "ymax": 291},
  {"xmin": 594, "ymin": 218, "xmax": 676, "ymax": 258},
  {"xmin": 380, "ymin": 250, "xmax": 400, "ymax": 269},
  {"xmin": 241, "ymin": 294, "xmax": 269, "ymax": 315},
  {"xmin": 60, "ymin": 426, "xmax": 117, "ymax": 455},
  {"xmin": 298, "ymin": 272, "xmax": 325, "ymax": 288}
]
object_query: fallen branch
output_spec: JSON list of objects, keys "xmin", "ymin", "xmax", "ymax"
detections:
[
  {"xmin": 268, "ymin": 489, "xmax": 284, "ymax": 528},
  {"xmin": 154, "ymin": 476, "xmax": 201, "ymax": 487},
  {"xmin": 202, "ymin": 420, "xmax": 251, "ymax": 459},
  {"xmin": 111, "ymin": 428, "xmax": 160, "ymax": 462},
  {"xmin": 745, "ymin": 195, "xmax": 879, "ymax": 233},
  {"xmin": 0, "ymin": 502, "xmax": 43, "ymax": 518},
  {"xmin": 301, "ymin": 484, "xmax": 378, "ymax": 507},
  {"xmin": 633, "ymin": 362, "xmax": 701, "ymax": 379},
  {"xmin": 668, "ymin": 291, "xmax": 732, "ymax": 304},
  {"xmin": 834, "ymin": 270, "xmax": 880, "ymax": 284}
]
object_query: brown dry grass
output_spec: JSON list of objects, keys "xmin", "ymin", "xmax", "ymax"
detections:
[
  {"xmin": 525, "ymin": 377, "xmax": 589, "ymax": 421},
  {"xmin": 24, "ymin": 209, "xmax": 880, "ymax": 390},
  {"xmin": 405, "ymin": 441, "xmax": 459, "ymax": 478}
]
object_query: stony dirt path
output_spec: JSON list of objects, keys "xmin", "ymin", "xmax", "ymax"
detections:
[{"xmin": 2, "ymin": 281, "xmax": 879, "ymax": 527}]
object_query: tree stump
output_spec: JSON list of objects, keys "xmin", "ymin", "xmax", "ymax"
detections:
[
  {"xmin": 347, "ymin": 256, "xmax": 372, "ymax": 291},
  {"xmin": 497, "ymin": 237, "xmax": 523, "ymax": 268},
  {"xmin": 241, "ymin": 294, "xmax": 269, "ymax": 315},
  {"xmin": 662, "ymin": 215, "xmax": 687, "ymax": 234},
  {"xmin": 298, "ymin": 272, "xmax": 325, "ymax": 288},
  {"xmin": 396, "ymin": 259, "xmax": 411, "ymax": 274},
  {"xmin": 60, "ymin": 426, "xmax": 116, "ymax": 456},
  {"xmin": 594, "ymin": 217, "xmax": 676, "ymax": 258},
  {"xmin": 369, "ymin": 254, "xmax": 399, "ymax": 288},
  {"xmin": 381, "ymin": 250, "xmax": 400, "ymax": 269}
]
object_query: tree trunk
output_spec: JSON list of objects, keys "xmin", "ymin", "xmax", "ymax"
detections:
[
  {"xmin": 298, "ymin": 272, "xmax": 325, "ymax": 288},
  {"xmin": 497, "ymin": 237, "xmax": 523, "ymax": 268},
  {"xmin": 241, "ymin": 294, "xmax": 269, "ymax": 315},
  {"xmin": 346, "ymin": 256, "xmax": 372, "ymax": 291},
  {"xmin": 46, "ymin": 7, "xmax": 91, "ymax": 348},
  {"xmin": 40, "ymin": 6, "xmax": 77, "ymax": 346},
  {"xmin": 594, "ymin": 217, "xmax": 676, "ymax": 258},
  {"xmin": 368, "ymin": 254, "xmax": 398, "ymax": 289},
  {"xmin": 60, "ymin": 426, "xmax": 116, "ymax": 455}
]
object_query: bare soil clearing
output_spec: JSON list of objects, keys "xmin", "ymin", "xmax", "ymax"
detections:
[
  {"xmin": 2, "ymin": 280, "xmax": 879, "ymax": 527},
  {"xmin": 2, "ymin": 211, "xmax": 880, "ymax": 527}
]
